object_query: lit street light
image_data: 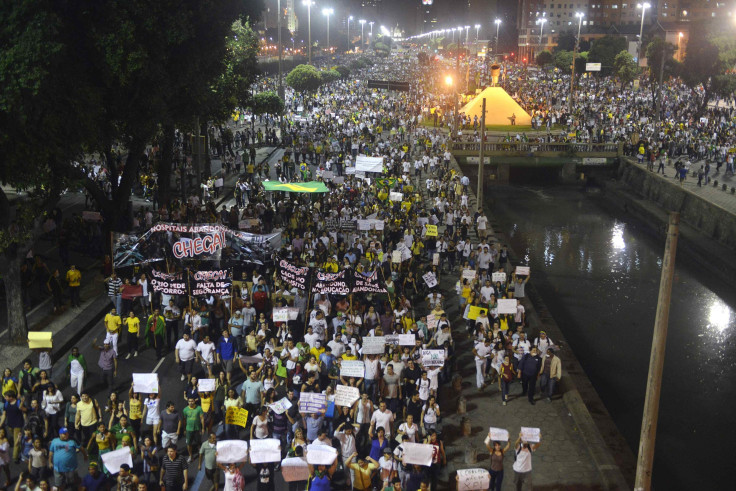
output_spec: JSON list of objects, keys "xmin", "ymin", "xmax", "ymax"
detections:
[
  {"xmin": 322, "ymin": 7, "xmax": 333, "ymax": 51},
  {"xmin": 359, "ymin": 19, "xmax": 366, "ymax": 51},
  {"xmin": 569, "ymin": 12, "xmax": 584, "ymax": 113},
  {"xmin": 494, "ymin": 18, "xmax": 502, "ymax": 59},
  {"xmin": 347, "ymin": 15, "xmax": 353, "ymax": 52},
  {"xmin": 302, "ymin": 0, "xmax": 314, "ymax": 64},
  {"xmin": 536, "ymin": 17, "xmax": 547, "ymax": 60},
  {"xmin": 637, "ymin": 2, "xmax": 651, "ymax": 63},
  {"xmin": 475, "ymin": 24, "xmax": 481, "ymax": 42}
]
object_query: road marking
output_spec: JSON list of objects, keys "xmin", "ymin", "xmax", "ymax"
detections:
[
  {"xmin": 190, "ymin": 467, "xmax": 205, "ymax": 490},
  {"xmin": 152, "ymin": 356, "xmax": 167, "ymax": 373}
]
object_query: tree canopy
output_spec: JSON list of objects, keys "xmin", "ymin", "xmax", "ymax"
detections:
[
  {"xmin": 588, "ymin": 35, "xmax": 627, "ymax": 75},
  {"xmin": 286, "ymin": 64, "xmax": 323, "ymax": 93},
  {"xmin": 613, "ymin": 50, "xmax": 639, "ymax": 88}
]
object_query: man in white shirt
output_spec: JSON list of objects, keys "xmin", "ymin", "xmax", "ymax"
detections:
[
  {"xmin": 472, "ymin": 338, "xmax": 492, "ymax": 389},
  {"xmin": 369, "ymin": 400, "xmax": 395, "ymax": 437},
  {"xmin": 175, "ymin": 331, "xmax": 197, "ymax": 382},
  {"xmin": 195, "ymin": 334, "xmax": 216, "ymax": 378},
  {"xmin": 304, "ymin": 326, "xmax": 320, "ymax": 350},
  {"xmin": 309, "ymin": 311, "xmax": 328, "ymax": 341},
  {"xmin": 513, "ymin": 333, "xmax": 531, "ymax": 364},
  {"xmin": 480, "ymin": 280, "xmax": 495, "ymax": 303},
  {"xmin": 334, "ymin": 423, "xmax": 358, "ymax": 487},
  {"xmin": 512, "ymin": 433, "xmax": 542, "ymax": 489},
  {"xmin": 327, "ymin": 334, "xmax": 345, "ymax": 358},
  {"xmin": 477, "ymin": 213, "xmax": 488, "ymax": 239}
]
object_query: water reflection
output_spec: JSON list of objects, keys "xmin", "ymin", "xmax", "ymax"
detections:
[{"xmin": 708, "ymin": 300, "xmax": 733, "ymax": 335}]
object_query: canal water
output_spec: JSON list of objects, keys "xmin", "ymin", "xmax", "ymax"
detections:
[{"xmin": 489, "ymin": 185, "xmax": 736, "ymax": 490}]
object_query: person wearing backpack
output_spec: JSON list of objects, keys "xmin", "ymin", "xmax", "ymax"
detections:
[{"xmin": 512, "ymin": 432, "xmax": 542, "ymax": 491}]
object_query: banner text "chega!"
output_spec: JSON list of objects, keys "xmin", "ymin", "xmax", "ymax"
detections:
[{"xmin": 172, "ymin": 231, "xmax": 227, "ymax": 259}]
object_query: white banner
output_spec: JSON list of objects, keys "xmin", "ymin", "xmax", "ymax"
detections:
[
  {"xmin": 340, "ymin": 360, "xmax": 365, "ymax": 378},
  {"xmin": 281, "ymin": 457, "xmax": 310, "ymax": 482},
  {"xmin": 362, "ymin": 336, "xmax": 386, "ymax": 355},
  {"xmin": 457, "ymin": 468, "xmax": 491, "ymax": 491},
  {"xmin": 250, "ymin": 438, "xmax": 282, "ymax": 463},
  {"xmin": 306, "ymin": 444, "xmax": 338, "ymax": 465},
  {"xmin": 101, "ymin": 447, "xmax": 133, "ymax": 475},
  {"xmin": 402, "ymin": 442, "xmax": 435, "ymax": 466},
  {"xmin": 216, "ymin": 440, "xmax": 249, "ymax": 463},
  {"xmin": 497, "ymin": 299, "xmax": 517, "ymax": 315},
  {"xmin": 132, "ymin": 373, "xmax": 159, "ymax": 394},
  {"xmin": 355, "ymin": 155, "xmax": 384, "ymax": 173},
  {"xmin": 334, "ymin": 385, "xmax": 361, "ymax": 407}
]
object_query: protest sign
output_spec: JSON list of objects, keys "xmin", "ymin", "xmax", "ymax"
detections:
[
  {"xmin": 269, "ymin": 397, "xmax": 293, "ymax": 415},
  {"xmin": 489, "ymin": 427, "xmax": 509, "ymax": 442},
  {"xmin": 340, "ymin": 360, "xmax": 365, "ymax": 378},
  {"xmin": 82, "ymin": 210, "xmax": 103, "ymax": 222},
  {"xmin": 425, "ymin": 225, "xmax": 438, "ymax": 237},
  {"xmin": 198, "ymin": 378, "xmax": 216, "ymax": 393},
  {"xmin": 306, "ymin": 444, "xmax": 338, "ymax": 465},
  {"xmin": 355, "ymin": 155, "xmax": 384, "ymax": 173},
  {"xmin": 462, "ymin": 269, "xmax": 477, "ymax": 280},
  {"xmin": 132, "ymin": 373, "xmax": 159, "ymax": 394},
  {"xmin": 467, "ymin": 306, "xmax": 488, "ymax": 320},
  {"xmin": 391, "ymin": 251, "xmax": 402, "ymax": 263},
  {"xmin": 249, "ymin": 439, "xmax": 282, "ymax": 464},
  {"xmin": 374, "ymin": 219, "xmax": 385, "ymax": 230},
  {"xmin": 433, "ymin": 253, "xmax": 440, "ymax": 265},
  {"xmin": 312, "ymin": 270, "xmax": 350, "ymax": 295},
  {"xmin": 401, "ymin": 442, "xmax": 435, "ymax": 466},
  {"xmin": 322, "ymin": 171, "xmax": 334, "ymax": 180},
  {"xmin": 216, "ymin": 440, "xmax": 248, "ymax": 463},
  {"xmin": 389, "ymin": 191, "xmax": 403, "ymax": 202},
  {"xmin": 190, "ymin": 269, "xmax": 231, "ymax": 296},
  {"xmin": 28, "ymin": 332, "xmax": 52, "ymax": 349},
  {"xmin": 357, "ymin": 219, "xmax": 371, "ymax": 230},
  {"xmin": 384, "ymin": 335, "xmax": 400, "ymax": 346},
  {"xmin": 352, "ymin": 271, "xmax": 387, "ymax": 294},
  {"xmin": 278, "ymin": 259, "xmax": 311, "ymax": 291},
  {"xmin": 101, "ymin": 448, "xmax": 133, "ymax": 474},
  {"xmin": 334, "ymin": 385, "xmax": 360, "ymax": 407},
  {"xmin": 497, "ymin": 299, "xmax": 517, "ymax": 315},
  {"xmin": 426, "ymin": 314, "xmax": 438, "ymax": 330},
  {"xmin": 399, "ymin": 334, "xmax": 416, "ymax": 346},
  {"xmin": 362, "ymin": 336, "xmax": 386, "ymax": 355},
  {"xmin": 240, "ymin": 354, "xmax": 264, "ymax": 364},
  {"xmin": 281, "ymin": 457, "xmax": 310, "ymax": 482},
  {"xmin": 150, "ymin": 270, "xmax": 187, "ymax": 295},
  {"xmin": 298, "ymin": 392, "xmax": 327, "ymax": 413},
  {"xmin": 492, "ymin": 272, "xmax": 507, "ymax": 283},
  {"xmin": 272, "ymin": 308, "xmax": 289, "ymax": 322},
  {"xmin": 515, "ymin": 266, "xmax": 530, "ymax": 276},
  {"xmin": 520, "ymin": 427, "xmax": 541, "ymax": 443},
  {"xmin": 457, "ymin": 469, "xmax": 491, "ymax": 491},
  {"xmin": 225, "ymin": 407, "xmax": 249, "ymax": 427},
  {"xmin": 421, "ymin": 349, "xmax": 445, "ymax": 367},
  {"xmin": 422, "ymin": 272, "xmax": 438, "ymax": 288}
]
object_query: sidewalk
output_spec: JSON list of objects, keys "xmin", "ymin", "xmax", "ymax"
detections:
[{"xmin": 425, "ymin": 158, "xmax": 631, "ymax": 489}]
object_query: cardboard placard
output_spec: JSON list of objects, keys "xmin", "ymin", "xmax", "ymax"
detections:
[
  {"xmin": 298, "ymin": 392, "xmax": 327, "ymax": 413},
  {"xmin": 362, "ymin": 336, "xmax": 386, "ymax": 355},
  {"xmin": 467, "ymin": 306, "xmax": 488, "ymax": 320},
  {"xmin": 421, "ymin": 349, "xmax": 445, "ymax": 367},
  {"xmin": 281, "ymin": 457, "xmax": 310, "ymax": 482},
  {"xmin": 28, "ymin": 331, "xmax": 52, "ymax": 349},
  {"xmin": 433, "ymin": 253, "xmax": 440, "ymax": 265},
  {"xmin": 269, "ymin": 397, "xmax": 293, "ymax": 415},
  {"xmin": 497, "ymin": 299, "xmax": 517, "ymax": 315},
  {"xmin": 426, "ymin": 314, "xmax": 438, "ymax": 330},
  {"xmin": 492, "ymin": 272, "xmax": 507, "ymax": 283},
  {"xmin": 249, "ymin": 438, "xmax": 282, "ymax": 464},
  {"xmin": 425, "ymin": 225, "xmax": 438, "ymax": 237},
  {"xmin": 216, "ymin": 440, "xmax": 248, "ymax": 463},
  {"xmin": 489, "ymin": 427, "xmax": 509, "ymax": 442},
  {"xmin": 273, "ymin": 308, "xmax": 289, "ymax": 322},
  {"xmin": 398, "ymin": 334, "xmax": 416, "ymax": 346},
  {"xmin": 457, "ymin": 468, "xmax": 491, "ymax": 491},
  {"xmin": 334, "ymin": 385, "xmax": 361, "ymax": 407},
  {"xmin": 389, "ymin": 191, "xmax": 403, "ymax": 202},
  {"xmin": 198, "ymin": 378, "xmax": 216, "ymax": 393},
  {"xmin": 462, "ymin": 269, "xmax": 477, "ymax": 280},
  {"xmin": 401, "ymin": 442, "xmax": 435, "ymax": 466},
  {"xmin": 340, "ymin": 360, "xmax": 365, "ymax": 378},
  {"xmin": 515, "ymin": 266, "xmax": 530, "ymax": 276},
  {"xmin": 422, "ymin": 272, "xmax": 438, "ymax": 289},
  {"xmin": 355, "ymin": 155, "xmax": 384, "ymax": 173},
  {"xmin": 306, "ymin": 444, "xmax": 338, "ymax": 465},
  {"xmin": 520, "ymin": 427, "xmax": 541, "ymax": 443},
  {"xmin": 391, "ymin": 250, "xmax": 402, "ymax": 263},
  {"xmin": 225, "ymin": 406, "xmax": 249, "ymax": 427},
  {"xmin": 132, "ymin": 373, "xmax": 159, "ymax": 394},
  {"xmin": 101, "ymin": 447, "xmax": 133, "ymax": 475}
]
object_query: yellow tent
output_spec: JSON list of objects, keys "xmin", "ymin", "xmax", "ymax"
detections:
[{"xmin": 459, "ymin": 87, "xmax": 532, "ymax": 126}]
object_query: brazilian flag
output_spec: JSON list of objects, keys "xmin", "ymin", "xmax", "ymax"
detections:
[{"xmin": 377, "ymin": 178, "xmax": 397, "ymax": 189}]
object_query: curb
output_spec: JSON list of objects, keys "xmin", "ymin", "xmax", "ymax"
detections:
[{"xmin": 214, "ymin": 146, "xmax": 281, "ymax": 210}]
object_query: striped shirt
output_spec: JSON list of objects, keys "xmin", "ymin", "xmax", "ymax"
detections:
[
  {"xmin": 107, "ymin": 277, "xmax": 122, "ymax": 296},
  {"xmin": 162, "ymin": 454, "xmax": 187, "ymax": 486}
]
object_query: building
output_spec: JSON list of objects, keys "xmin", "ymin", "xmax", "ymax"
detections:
[
  {"xmin": 517, "ymin": 1, "xmax": 592, "ymax": 60},
  {"xmin": 287, "ymin": 0, "xmax": 298, "ymax": 33}
]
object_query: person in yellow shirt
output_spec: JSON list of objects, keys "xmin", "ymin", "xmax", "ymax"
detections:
[
  {"xmin": 66, "ymin": 265, "xmax": 82, "ymax": 308},
  {"xmin": 104, "ymin": 309, "xmax": 122, "ymax": 356},
  {"xmin": 123, "ymin": 311, "xmax": 140, "ymax": 360},
  {"xmin": 341, "ymin": 349, "xmax": 357, "ymax": 361},
  {"xmin": 346, "ymin": 452, "xmax": 378, "ymax": 491}
]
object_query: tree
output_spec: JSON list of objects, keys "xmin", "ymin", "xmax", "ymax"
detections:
[
  {"xmin": 556, "ymin": 32, "xmax": 576, "ymax": 52},
  {"xmin": 319, "ymin": 69, "xmax": 341, "ymax": 84},
  {"xmin": 536, "ymin": 50, "xmax": 554, "ymax": 66},
  {"xmin": 645, "ymin": 37, "xmax": 679, "ymax": 111},
  {"xmin": 334, "ymin": 65, "xmax": 351, "ymax": 79},
  {"xmin": 554, "ymin": 51, "xmax": 574, "ymax": 73},
  {"xmin": 588, "ymin": 35, "xmax": 627, "ymax": 75},
  {"xmin": 682, "ymin": 24, "xmax": 736, "ymax": 115},
  {"xmin": 286, "ymin": 64, "xmax": 323, "ymax": 93},
  {"xmin": 613, "ymin": 50, "xmax": 639, "ymax": 88},
  {"xmin": 251, "ymin": 91, "xmax": 284, "ymax": 116}
]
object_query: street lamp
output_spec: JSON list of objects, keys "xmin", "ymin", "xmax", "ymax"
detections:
[
  {"xmin": 347, "ymin": 15, "xmax": 353, "ymax": 52},
  {"xmin": 451, "ymin": 27, "xmax": 456, "ymax": 43},
  {"xmin": 569, "ymin": 12, "xmax": 584, "ymax": 113},
  {"xmin": 359, "ymin": 19, "xmax": 366, "ymax": 50},
  {"xmin": 302, "ymin": 0, "xmax": 314, "ymax": 64},
  {"xmin": 494, "ymin": 18, "xmax": 502, "ymax": 59},
  {"xmin": 677, "ymin": 31, "xmax": 683, "ymax": 62},
  {"xmin": 475, "ymin": 24, "xmax": 481, "ymax": 42},
  {"xmin": 637, "ymin": 2, "xmax": 651, "ymax": 63},
  {"xmin": 322, "ymin": 8, "xmax": 333, "ymax": 51},
  {"xmin": 445, "ymin": 75, "xmax": 458, "ymax": 136},
  {"xmin": 369, "ymin": 21, "xmax": 374, "ymax": 39},
  {"xmin": 464, "ymin": 25, "xmax": 470, "ymax": 45},
  {"xmin": 537, "ymin": 17, "xmax": 547, "ymax": 56}
]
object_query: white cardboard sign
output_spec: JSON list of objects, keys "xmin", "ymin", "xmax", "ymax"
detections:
[
  {"xmin": 401, "ymin": 442, "xmax": 435, "ymax": 466},
  {"xmin": 249, "ymin": 438, "xmax": 282, "ymax": 463},
  {"xmin": 216, "ymin": 440, "xmax": 249, "ymax": 463},
  {"xmin": 489, "ymin": 427, "xmax": 509, "ymax": 442},
  {"xmin": 515, "ymin": 266, "xmax": 530, "ymax": 276},
  {"xmin": 101, "ymin": 447, "xmax": 133, "ymax": 475},
  {"xmin": 362, "ymin": 336, "xmax": 386, "ymax": 355},
  {"xmin": 132, "ymin": 373, "xmax": 159, "ymax": 394},
  {"xmin": 492, "ymin": 272, "xmax": 506, "ymax": 283},
  {"xmin": 457, "ymin": 468, "xmax": 491, "ymax": 491},
  {"xmin": 306, "ymin": 444, "xmax": 338, "ymax": 465},
  {"xmin": 272, "ymin": 308, "xmax": 289, "ymax": 322},
  {"xmin": 334, "ymin": 385, "xmax": 361, "ymax": 407},
  {"xmin": 281, "ymin": 457, "xmax": 310, "ymax": 482},
  {"xmin": 398, "ymin": 334, "xmax": 416, "ymax": 346},
  {"xmin": 422, "ymin": 272, "xmax": 438, "ymax": 288},
  {"xmin": 340, "ymin": 360, "xmax": 365, "ymax": 378},
  {"xmin": 497, "ymin": 299, "xmax": 517, "ymax": 315},
  {"xmin": 269, "ymin": 397, "xmax": 293, "ymax": 415},
  {"xmin": 462, "ymin": 269, "xmax": 477, "ymax": 280},
  {"xmin": 355, "ymin": 155, "xmax": 384, "ymax": 173},
  {"xmin": 198, "ymin": 378, "xmax": 216, "ymax": 393},
  {"xmin": 421, "ymin": 349, "xmax": 445, "ymax": 367},
  {"xmin": 520, "ymin": 427, "xmax": 541, "ymax": 443}
]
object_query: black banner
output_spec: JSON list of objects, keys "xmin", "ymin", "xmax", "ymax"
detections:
[
  {"xmin": 352, "ymin": 270, "xmax": 387, "ymax": 294},
  {"xmin": 312, "ymin": 270, "xmax": 350, "ymax": 295},
  {"xmin": 150, "ymin": 270, "xmax": 187, "ymax": 295},
  {"xmin": 190, "ymin": 270, "xmax": 232, "ymax": 296},
  {"xmin": 278, "ymin": 259, "xmax": 310, "ymax": 291}
]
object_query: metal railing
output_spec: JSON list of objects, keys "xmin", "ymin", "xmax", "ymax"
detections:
[{"xmin": 450, "ymin": 141, "xmax": 620, "ymax": 154}]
